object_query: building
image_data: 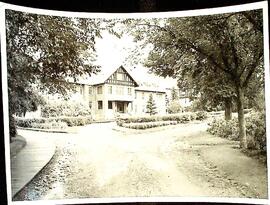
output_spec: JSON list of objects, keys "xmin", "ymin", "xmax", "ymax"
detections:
[{"xmin": 73, "ymin": 65, "xmax": 166, "ymax": 120}]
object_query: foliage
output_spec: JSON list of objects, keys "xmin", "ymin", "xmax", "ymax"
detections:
[
  {"xmin": 31, "ymin": 121, "xmax": 68, "ymax": 130},
  {"xmin": 125, "ymin": 10, "xmax": 264, "ymax": 148},
  {"xmin": 116, "ymin": 112, "xmax": 201, "ymax": 126},
  {"xmin": 171, "ymin": 87, "xmax": 179, "ymax": 101},
  {"xmin": 6, "ymin": 10, "xmax": 102, "ymax": 138},
  {"xmin": 195, "ymin": 111, "xmax": 208, "ymax": 120},
  {"xmin": 121, "ymin": 121, "xmax": 177, "ymax": 129},
  {"xmin": 145, "ymin": 94, "xmax": 157, "ymax": 115},
  {"xmin": 41, "ymin": 100, "xmax": 91, "ymax": 117},
  {"xmin": 15, "ymin": 115, "xmax": 92, "ymax": 128},
  {"xmin": 167, "ymin": 100, "xmax": 182, "ymax": 114},
  {"xmin": 207, "ymin": 111, "xmax": 266, "ymax": 152},
  {"xmin": 207, "ymin": 118, "xmax": 239, "ymax": 140}
]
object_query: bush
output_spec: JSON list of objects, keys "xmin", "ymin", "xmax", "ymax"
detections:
[
  {"xmin": 195, "ymin": 111, "xmax": 208, "ymax": 120},
  {"xmin": 31, "ymin": 120, "xmax": 68, "ymax": 130},
  {"xmin": 41, "ymin": 100, "xmax": 91, "ymax": 118},
  {"xmin": 207, "ymin": 118, "xmax": 239, "ymax": 140},
  {"xmin": 207, "ymin": 111, "xmax": 266, "ymax": 152},
  {"xmin": 246, "ymin": 112, "xmax": 266, "ymax": 152},
  {"xmin": 167, "ymin": 100, "xmax": 182, "ymax": 114},
  {"xmin": 116, "ymin": 113, "xmax": 197, "ymax": 126},
  {"xmin": 15, "ymin": 115, "xmax": 92, "ymax": 128},
  {"xmin": 122, "ymin": 121, "xmax": 178, "ymax": 129}
]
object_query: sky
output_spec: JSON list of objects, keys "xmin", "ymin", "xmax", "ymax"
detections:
[{"xmin": 94, "ymin": 31, "xmax": 177, "ymax": 89}]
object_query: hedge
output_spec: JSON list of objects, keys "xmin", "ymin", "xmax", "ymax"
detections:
[
  {"xmin": 15, "ymin": 115, "xmax": 92, "ymax": 128},
  {"xmin": 122, "ymin": 121, "xmax": 178, "ymax": 129},
  {"xmin": 116, "ymin": 111, "xmax": 207, "ymax": 126}
]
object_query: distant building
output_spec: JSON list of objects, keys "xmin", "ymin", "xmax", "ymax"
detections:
[
  {"xmin": 165, "ymin": 87, "xmax": 192, "ymax": 108},
  {"xmin": 72, "ymin": 65, "xmax": 166, "ymax": 120}
]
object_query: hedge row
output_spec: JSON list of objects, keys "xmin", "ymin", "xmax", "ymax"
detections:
[
  {"xmin": 15, "ymin": 115, "xmax": 92, "ymax": 128},
  {"xmin": 207, "ymin": 111, "xmax": 266, "ymax": 152},
  {"xmin": 31, "ymin": 121, "xmax": 68, "ymax": 130},
  {"xmin": 116, "ymin": 111, "xmax": 208, "ymax": 126},
  {"xmin": 122, "ymin": 121, "xmax": 178, "ymax": 130}
]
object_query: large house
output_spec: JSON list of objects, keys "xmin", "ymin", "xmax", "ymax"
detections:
[{"xmin": 72, "ymin": 65, "xmax": 166, "ymax": 120}]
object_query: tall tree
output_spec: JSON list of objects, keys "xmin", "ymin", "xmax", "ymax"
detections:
[
  {"xmin": 125, "ymin": 10, "xmax": 264, "ymax": 148},
  {"xmin": 6, "ymin": 10, "xmax": 102, "ymax": 138},
  {"xmin": 146, "ymin": 94, "xmax": 157, "ymax": 115}
]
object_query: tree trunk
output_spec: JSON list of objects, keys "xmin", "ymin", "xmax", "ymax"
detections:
[
  {"xmin": 236, "ymin": 86, "xmax": 247, "ymax": 149},
  {"xmin": 224, "ymin": 98, "xmax": 232, "ymax": 120}
]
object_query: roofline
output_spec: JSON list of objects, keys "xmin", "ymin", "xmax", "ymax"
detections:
[{"xmin": 135, "ymin": 89, "xmax": 166, "ymax": 93}]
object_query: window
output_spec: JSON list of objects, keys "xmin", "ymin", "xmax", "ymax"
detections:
[
  {"xmin": 142, "ymin": 92, "xmax": 144, "ymax": 99},
  {"xmin": 117, "ymin": 73, "xmax": 124, "ymax": 80},
  {"xmin": 128, "ymin": 88, "xmax": 132, "ymax": 96},
  {"xmin": 89, "ymin": 86, "xmax": 92, "ymax": 95},
  {"xmin": 108, "ymin": 86, "xmax": 113, "ymax": 94},
  {"xmin": 80, "ymin": 86, "xmax": 84, "ymax": 95},
  {"xmin": 97, "ymin": 86, "xmax": 102, "ymax": 94},
  {"xmin": 98, "ymin": 101, "xmax": 103, "ymax": 109},
  {"xmin": 135, "ymin": 92, "xmax": 137, "ymax": 99},
  {"xmin": 113, "ymin": 73, "xmax": 117, "ymax": 80},
  {"xmin": 108, "ymin": 101, "xmax": 113, "ymax": 109},
  {"xmin": 89, "ymin": 101, "xmax": 92, "ymax": 109}
]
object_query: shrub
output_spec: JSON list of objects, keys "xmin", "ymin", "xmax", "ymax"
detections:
[
  {"xmin": 122, "ymin": 121, "xmax": 178, "ymax": 129},
  {"xmin": 41, "ymin": 100, "xmax": 91, "ymax": 118},
  {"xmin": 246, "ymin": 112, "xmax": 266, "ymax": 152},
  {"xmin": 207, "ymin": 111, "xmax": 266, "ymax": 152},
  {"xmin": 31, "ymin": 120, "xmax": 68, "ymax": 130},
  {"xmin": 195, "ymin": 111, "xmax": 208, "ymax": 120},
  {"xmin": 167, "ymin": 100, "xmax": 182, "ymax": 114},
  {"xmin": 207, "ymin": 118, "xmax": 239, "ymax": 140},
  {"xmin": 116, "ymin": 113, "xmax": 196, "ymax": 126},
  {"xmin": 15, "ymin": 115, "xmax": 92, "ymax": 128}
]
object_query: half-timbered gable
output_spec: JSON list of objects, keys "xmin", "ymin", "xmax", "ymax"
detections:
[{"xmin": 105, "ymin": 66, "xmax": 138, "ymax": 87}]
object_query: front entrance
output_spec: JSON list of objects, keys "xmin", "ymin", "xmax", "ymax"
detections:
[{"xmin": 116, "ymin": 101, "xmax": 125, "ymax": 113}]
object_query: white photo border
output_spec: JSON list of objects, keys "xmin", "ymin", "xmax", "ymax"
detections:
[{"xmin": 0, "ymin": 1, "xmax": 269, "ymax": 205}]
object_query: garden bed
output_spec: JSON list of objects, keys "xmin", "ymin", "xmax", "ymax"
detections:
[{"xmin": 116, "ymin": 111, "xmax": 208, "ymax": 130}]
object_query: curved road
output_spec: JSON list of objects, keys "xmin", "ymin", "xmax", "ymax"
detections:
[{"xmin": 14, "ymin": 122, "xmax": 268, "ymax": 201}]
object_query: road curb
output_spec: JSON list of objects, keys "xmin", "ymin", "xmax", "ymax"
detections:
[{"xmin": 17, "ymin": 127, "xmax": 69, "ymax": 133}]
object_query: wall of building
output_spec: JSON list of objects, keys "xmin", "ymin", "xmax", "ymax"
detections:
[{"xmin": 133, "ymin": 90, "xmax": 166, "ymax": 116}]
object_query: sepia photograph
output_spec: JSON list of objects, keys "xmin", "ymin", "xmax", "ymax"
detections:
[{"xmin": 1, "ymin": 1, "xmax": 269, "ymax": 204}]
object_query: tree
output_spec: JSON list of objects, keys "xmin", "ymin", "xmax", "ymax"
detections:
[
  {"xmin": 167, "ymin": 100, "xmax": 182, "ymax": 114},
  {"xmin": 146, "ymin": 94, "xmax": 157, "ymax": 115},
  {"xmin": 171, "ymin": 87, "xmax": 179, "ymax": 101},
  {"xmin": 165, "ymin": 93, "xmax": 169, "ymax": 113},
  {"xmin": 126, "ymin": 10, "xmax": 264, "ymax": 148},
  {"xmin": 6, "ymin": 10, "xmax": 102, "ymax": 138}
]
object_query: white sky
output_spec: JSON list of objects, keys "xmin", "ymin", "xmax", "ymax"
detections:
[{"xmin": 95, "ymin": 31, "xmax": 177, "ymax": 89}]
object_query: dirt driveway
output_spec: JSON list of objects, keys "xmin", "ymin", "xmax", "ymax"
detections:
[{"xmin": 39, "ymin": 121, "xmax": 267, "ymax": 200}]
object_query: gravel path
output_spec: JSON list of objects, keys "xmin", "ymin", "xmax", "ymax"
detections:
[{"xmin": 13, "ymin": 121, "xmax": 268, "ymax": 201}]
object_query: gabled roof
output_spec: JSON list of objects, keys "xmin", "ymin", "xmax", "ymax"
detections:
[{"xmin": 79, "ymin": 65, "xmax": 139, "ymax": 86}]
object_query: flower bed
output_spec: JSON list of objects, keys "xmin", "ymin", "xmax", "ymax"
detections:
[{"xmin": 122, "ymin": 121, "xmax": 178, "ymax": 130}]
